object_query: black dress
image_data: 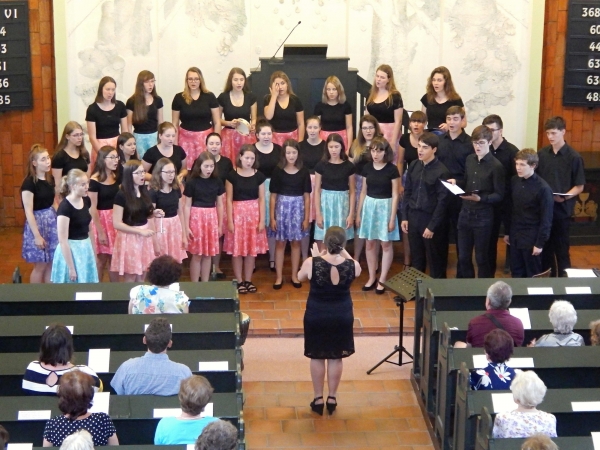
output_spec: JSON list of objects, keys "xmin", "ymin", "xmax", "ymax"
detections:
[{"xmin": 304, "ymin": 257, "xmax": 356, "ymax": 359}]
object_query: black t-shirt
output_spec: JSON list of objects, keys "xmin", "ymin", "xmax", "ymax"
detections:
[
  {"xmin": 184, "ymin": 177, "xmax": 225, "ymax": 208},
  {"xmin": 125, "ymin": 96, "xmax": 164, "ymax": 134},
  {"xmin": 362, "ymin": 162, "xmax": 400, "ymax": 199},
  {"xmin": 315, "ymin": 160, "xmax": 356, "ymax": 191},
  {"xmin": 149, "ymin": 188, "xmax": 181, "ymax": 218},
  {"xmin": 420, "ymin": 94, "xmax": 464, "ymax": 131},
  {"xmin": 399, "ymin": 133, "xmax": 419, "ymax": 170},
  {"xmin": 226, "ymin": 169, "xmax": 266, "ymax": 201},
  {"xmin": 299, "ymin": 140, "xmax": 326, "ymax": 173},
  {"xmin": 215, "ymin": 156, "xmax": 233, "ymax": 186},
  {"xmin": 269, "ymin": 167, "xmax": 312, "ymax": 197},
  {"xmin": 255, "ymin": 144, "xmax": 282, "ymax": 178},
  {"xmin": 85, "ymin": 101, "xmax": 128, "ymax": 139},
  {"xmin": 366, "ymin": 93, "xmax": 403, "ymax": 123},
  {"xmin": 263, "ymin": 94, "xmax": 303, "ymax": 132},
  {"xmin": 314, "ymin": 102, "xmax": 352, "ymax": 131},
  {"xmin": 20, "ymin": 177, "xmax": 54, "ymax": 211},
  {"xmin": 51, "ymin": 149, "xmax": 89, "ymax": 176},
  {"xmin": 171, "ymin": 92, "xmax": 219, "ymax": 132},
  {"xmin": 142, "ymin": 145, "xmax": 187, "ymax": 175},
  {"xmin": 113, "ymin": 190, "xmax": 153, "ymax": 226},
  {"xmin": 353, "ymin": 152, "xmax": 370, "ymax": 177},
  {"xmin": 57, "ymin": 197, "xmax": 92, "ymax": 240},
  {"xmin": 88, "ymin": 179, "xmax": 119, "ymax": 210},
  {"xmin": 217, "ymin": 91, "xmax": 257, "ymax": 125}
]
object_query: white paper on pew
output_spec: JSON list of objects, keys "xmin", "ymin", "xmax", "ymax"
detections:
[
  {"xmin": 472, "ymin": 354, "xmax": 488, "ymax": 368},
  {"xmin": 46, "ymin": 325, "xmax": 73, "ymax": 334},
  {"xmin": 491, "ymin": 393, "xmax": 517, "ymax": 413},
  {"xmin": 7, "ymin": 444, "xmax": 33, "ymax": 450},
  {"xmin": 145, "ymin": 324, "xmax": 172, "ymax": 332},
  {"xmin": 75, "ymin": 291, "xmax": 102, "ymax": 301},
  {"xmin": 527, "ymin": 287, "xmax": 554, "ymax": 295},
  {"xmin": 199, "ymin": 361, "xmax": 229, "ymax": 371},
  {"xmin": 153, "ymin": 408, "xmax": 181, "ymax": 418},
  {"xmin": 506, "ymin": 358, "xmax": 534, "ymax": 368},
  {"xmin": 441, "ymin": 180, "xmax": 466, "ymax": 195},
  {"xmin": 88, "ymin": 349, "xmax": 111, "ymax": 373},
  {"xmin": 202, "ymin": 403, "xmax": 213, "ymax": 417},
  {"xmin": 17, "ymin": 410, "xmax": 51, "ymax": 420},
  {"xmin": 565, "ymin": 286, "xmax": 592, "ymax": 294},
  {"xmin": 509, "ymin": 308, "xmax": 531, "ymax": 329},
  {"xmin": 572, "ymin": 401, "xmax": 600, "ymax": 412},
  {"xmin": 187, "ymin": 445, "xmax": 195, "ymax": 450},
  {"xmin": 566, "ymin": 268, "xmax": 597, "ymax": 278},
  {"xmin": 168, "ymin": 282, "xmax": 180, "ymax": 291},
  {"xmin": 89, "ymin": 392, "xmax": 110, "ymax": 414},
  {"xmin": 591, "ymin": 432, "xmax": 600, "ymax": 450}
]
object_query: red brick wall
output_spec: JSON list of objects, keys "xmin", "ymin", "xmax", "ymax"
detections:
[
  {"xmin": 539, "ymin": 0, "xmax": 600, "ymax": 151},
  {"xmin": 0, "ymin": 0, "xmax": 56, "ymax": 227}
]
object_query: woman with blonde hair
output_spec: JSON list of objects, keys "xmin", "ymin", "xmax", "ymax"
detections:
[
  {"xmin": 52, "ymin": 122, "xmax": 90, "ymax": 196},
  {"xmin": 172, "ymin": 67, "xmax": 221, "ymax": 170},
  {"xmin": 314, "ymin": 76, "xmax": 353, "ymax": 149},
  {"xmin": 590, "ymin": 319, "xmax": 600, "ymax": 346},
  {"xmin": 421, "ymin": 66, "xmax": 465, "ymax": 133},
  {"xmin": 264, "ymin": 70, "xmax": 305, "ymax": 144}
]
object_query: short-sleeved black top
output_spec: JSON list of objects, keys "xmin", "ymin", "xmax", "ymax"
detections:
[
  {"xmin": 88, "ymin": 179, "xmax": 119, "ymax": 210},
  {"xmin": 314, "ymin": 102, "xmax": 352, "ymax": 131},
  {"xmin": 299, "ymin": 140, "xmax": 326, "ymax": 173},
  {"xmin": 215, "ymin": 156, "xmax": 233, "ymax": 186},
  {"xmin": 226, "ymin": 169, "xmax": 267, "ymax": 201},
  {"xmin": 263, "ymin": 94, "xmax": 303, "ymax": 132},
  {"xmin": 43, "ymin": 412, "xmax": 116, "ymax": 447},
  {"xmin": 366, "ymin": 93, "xmax": 403, "ymax": 123},
  {"xmin": 51, "ymin": 149, "xmax": 89, "ymax": 176},
  {"xmin": 184, "ymin": 176, "xmax": 225, "ymax": 208},
  {"xmin": 362, "ymin": 162, "xmax": 400, "ymax": 199},
  {"xmin": 255, "ymin": 144, "xmax": 282, "ymax": 179},
  {"xmin": 171, "ymin": 92, "xmax": 219, "ymax": 132},
  {"xmin": 125, "ymin": 96, "xmax": 164, "ymax": 134},
  {"xmin": 85, "ymin": 101, "xmax": 128, "ymax": 139},
  {"xmin": 217, "ymin": 91, "xmax": 258, "ymax": 125},
  {"xmin": 57, "ymin": 197, "xmax": 92, "ymax": 240},
  {"xmin": 20, "ymin": 177, "xmax": 54, "ymax": 211},
  {"xmin": 269, "ymin": 167, "xmax": 312, "ymax": 197},
  {"xmin": 315, "ymin": 160, "xmax": 356, "ymax": 191},
  {"xmin": 399, "ymin": 133, "xmax": 419, "ymax": 170},
  {"xmin": 142, "ymin": 145, "xmax": 187, "ymax": 175},
  {"xmin": 113, "ymin": 190, "xmax": 153, "ymax": 226},
  {"xmin": 420, "ymin": 94, "xmax": 464, "ymax": 131},
  {"xmin": 149, "ymin": 188, "xmax": 181, "ymax": 218}
]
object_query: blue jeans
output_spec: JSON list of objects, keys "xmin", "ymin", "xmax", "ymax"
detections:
[{"xmin": 457, "ymin": 208, "xmax": 494, "ymax": 278}]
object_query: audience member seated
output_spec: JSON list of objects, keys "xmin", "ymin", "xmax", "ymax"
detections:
[
  {"xmin": 195, "ymin": 419, "xmax": 238, "ymax": 450},
  {"xmin": 591, "ymin": 319, "xmax": 600, "ymax": 346},
  {"xmin": 470, "ymin": 329, "xmax": 516, "ymax": 390},
  {"xmin": 111, "ymin": 317, "xmax": 192, "ymax": 395},
  {"xmin": 454, "ymin": 281, "xmax": 524, "ymax": 348},
  {"xmin": 154, "ymin": 375, "xmax": 218, "ymax": 444},
  {"xmin": 0, "ymin": 425, "xmax": 9, "ymax": 449},
  {"xmin": 531, "ymin": 300, "xmax": 583, "ymax": 347},
  {"xmin": 59, "ymin": 430, "xmax": 95, "ymax": 450},
  {"xmin": 520, "ymin": 434, "xmax": 558, "ymax": 450},
  {"xmin": 43, "ymin": 371, "xmax": 119, "ymax": 447},
  {"xmin": 129, "ymin": 255, "xmax": 190, "ymax": 314},
  {"xmin": 492, "ymin": 370, "xmax": 557, "ymax": 439},
  {"xmin": 23, "ymin": 323, "xmax": 102, "ymax": 395}
]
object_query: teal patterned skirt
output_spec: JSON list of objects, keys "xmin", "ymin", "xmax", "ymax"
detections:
[
  {"xmin": 314, "ymin": 189, "xmax": 354, "ymax": 241},
  {"xmin": 51, "ymin": 238, "xmax": 99, "ymax": 283},
  {"xmin": 358, "ymin": 196, "xmax": 400, "ymax": 242}
]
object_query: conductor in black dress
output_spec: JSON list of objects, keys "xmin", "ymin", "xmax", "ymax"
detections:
[{"xmin": 299, "ymin": 226, "xmax": 361, "ymax": 416}]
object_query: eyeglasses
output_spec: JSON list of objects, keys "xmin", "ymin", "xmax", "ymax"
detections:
[
  {"xmin": 105, "ymin": 155, "xmax": 120, "ymax": 160},
  {"xmin": 361, "ymin": 126, "xmax": 375, "ymax": 131},
  {"xmin": 70, "ymin": 133, "xmax": 84, "ymax": 138},
  {"xmin": 187, "ymin": 77, "xmax": 200, "ymax": 82},
  {"xmin": 161, "ymin": 171, "xmax": 176, "ymax": 175},
  {"xmin": 133, "ymin": 170, "xmax": 146, "ymax": 176},
  {"xmin": 473, "ymin": 141, "xmax": 489, "ymax": 147}
]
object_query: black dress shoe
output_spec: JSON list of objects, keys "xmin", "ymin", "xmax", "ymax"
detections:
[
  {"xmin": 375, "ymin": 282, "xmax": 385, "ymax": 295},
  {"xmin": 269, "ymin": 261, "xmax": 276, "ymax": 272},
  {"xmin": 291, "ymin": 281, "xmax": 302, "ymax": 289},
  {"xmin": 273, "ymin": 281, "xmax": 283, "ymax": 290},
  {"xmin": 362, "ymin": 281, "xmax": 376, "ymax": 291}
]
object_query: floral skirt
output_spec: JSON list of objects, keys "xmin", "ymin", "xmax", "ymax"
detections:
[
  {"xmin": 134, "ymin": 132, "xmax": 158, "ymax": 159},
  {"xmin": 359, "ymin": 196, "xmax": 400, "ymax": 242},
  {"xmin": 309, "ymin": 173, "xmax": 316, "ymax": 222},
  {"xmin": 110, "ymin": 224, "xmax": 156, "ymax": 275},
  {"xmin": 274, "ymin": 195, "xmax": 309, "ymax": 241},
  {"xmin": 321, "ymin": 130, "xmax": 348, "ymax": 153},
  {"xmin": 179, "ymin": 127, "xmax": 213, "ymax": 170},
  {"xmin": 156, "ymin": 215, "xmax": 188, "ymax": 263},
  {"xmin": 90, "ymin": 209, "xmax": 116, "ymax": 255},
  {"xmin": 378, "ymin": 122, "xmax": 397, "ymax": 164},
  {"xmin": 188, "ymin": 207, "xmax": 220, "ymax": 256},
  {"xmin": 224, "ymin": 200, "xmax": 268, "ymax": 257},
  {"xmin": 272, "ymin": 129, "xmax": 298, "ymax": 147},
  {"xmin": 314, "ymin": 189, "xmax": 354, "ymax": 241},
  {"xmin": 51, "ymin": 238, "xmax": 99, "ymax": 283},
  {"xmin": 22, "ymin": 207, "xmax": 58, "ymax": 263},
  {"xmin": 221, "ymin": 127, "xmax": 255, "ymax": 162}
]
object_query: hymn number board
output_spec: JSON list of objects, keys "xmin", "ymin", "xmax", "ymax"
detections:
[
  {"xmin": 0, "ymin": 1, "xmax": 32, "ymax": 112},
  {"xmin": 564, "ymin": 2, "xmax": 600, "ymax": 106}
]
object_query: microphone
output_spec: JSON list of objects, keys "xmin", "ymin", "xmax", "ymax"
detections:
[{"xmin": 269, "ymin": 21, "xmax": 302, "ymax": 61}]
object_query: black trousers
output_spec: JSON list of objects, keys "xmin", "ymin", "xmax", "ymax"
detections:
[
  {"xmin": 442, "ymin": 195, "xmax": 462, "ymax": 277},
  {"xmin": 510, "ymin": 237, "xmax": 543, "ymax": 278},
  {"xmin": 542, "ymin": 216, "xmax": 571, "ymax": 277},
  {"xmin": 407, "ymin": 210, "xmax": 448, "ymax": 278},
  {"xmin": 457, "ymin": 208, "xmax": 494, "ymax": 278},
  {"xmin": 489, "ymin": 201, "xmax": 510, "ymax": 275}
]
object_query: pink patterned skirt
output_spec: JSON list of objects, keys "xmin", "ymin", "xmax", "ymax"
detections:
[
  {"xmin": 224, "ymin": 200, "xmax": 268, "ymax": 257},
  {"xmin": 272, "ymin": 130, "xmax": 298, "ymax": 147},
  {"xmin": 178, "ymin": 127, "xmax": 213, "ymax": 170},
  {"xmin": 156, "ymin": 215, "xmax": 188, "ymax": 263},
  {"xmin": 90, "ymin": 209, "xmax": 117, "ymax": 255},
  {"xmin": 110, "ymin": 224, "xmax": 156, "ymax": 275},
  {"xmin": 378, "ymin": 122, "xmax": 398, "ymax": 164},
  {"xmin": 221, "ymin": 127, "xmax": 256, "ymax": 162},
  {"xmin": 321, "ymin": 130, "xmax": 349, "ymax": 152},
  {"xmin": 188, "ymin": 207, "xmax": 220, "ymax": 256},
  {"xmin": 92, "ymin": 137, "xmax": 118, "ymax": 169}
]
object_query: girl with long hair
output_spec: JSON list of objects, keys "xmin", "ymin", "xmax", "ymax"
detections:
[
  {"xmin": 89, "ymin": 146, "xmax": 120, "ymax": 282},
  {"xmin": 172, "ymin": 67, "xmax": 221, "ymax": 170},
  {"xmin": 21, "ymin": 144, "xmax": 58, "ymax": 283},
  {"xmin": 184, "ymin": 152, "xmax": 225, "ymax": 282},
  {"xmin": 52, "ymin": 122, "xmax": 90, "ymax": 196},
  {"xmin": 264, "ymin": 71, "xmax": 305, "ymax": 144},
  {"xmin": 126, "ymin": 70, "xmax": 164, "ymax": 158},
  {"xmin": 116, "ymin": 132, "xmax": 139, "ymax": 165},
  {"xmin": 218, "ymin": 68, "xmax": 257, "ymax": 161},
  {"xmin": 314, "ymin": 76, "xmax": 353, "ymax": 149},
  {"xmin": 50, "ymin": 169, "xmax": 99, "ymax": 283},
  {"xmin": 421, "ymin": 66, "xmax": 465, "ymax": 133},
  {"xmin": 142, "ymin": 122, "xmax": 188, "ymax": 184}
]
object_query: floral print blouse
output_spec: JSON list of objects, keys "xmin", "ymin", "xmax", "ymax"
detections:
[
  {"xmin": 129, "ymin": 285, "xmax": 189, "ymax": 314},
  {"xmin": 492, "ymin": 410, "xmax": 557, "ymax": 438},
  {"xmin": 470, "ymin": 362, "xmax": 516, "ymax": 390}
]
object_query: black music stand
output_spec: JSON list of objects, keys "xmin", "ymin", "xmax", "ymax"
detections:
[{"xmin": 366, "ymin": 267, "xmax": 430, "ymax": 374}]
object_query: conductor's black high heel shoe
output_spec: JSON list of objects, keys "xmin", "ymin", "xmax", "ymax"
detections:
[
  {"xmin": 326, "ymin": 396, "xmax": 337, "ymax": 415},
  {"xmin": 310, "ymin": 396, "xmax": 324, "ymax": 416}
]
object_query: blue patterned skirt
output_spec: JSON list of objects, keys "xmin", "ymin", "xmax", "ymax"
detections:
[
  {"xmin": 22, "ymin": 207, "xmax": 58, "ymax": 263},
  {"xmin": 359, "ymin": 196, "xmax": 400, "ymax": 242},
  {"xmin": 314, "ymin": 189, "xmax": 354, "ymax": 241},
  {"xmin": 274, "ymin": 194, "xmax": 309, "ymax": 241},
  {"xmin": 134, "ymin": 132, "xmax": 158, "ymax": 159},
  {"xmin": 51, "ymin": 238, "xmax": 99, "ymax": 283}
]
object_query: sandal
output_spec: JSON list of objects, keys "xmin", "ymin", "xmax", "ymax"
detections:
[
  {"xmin": 245, "ymin": 282, "xmax": 257, "ymax": 293},
  {"xmin": 237, "ymin": 282, "xmax": 248, "ymax": 295}
]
